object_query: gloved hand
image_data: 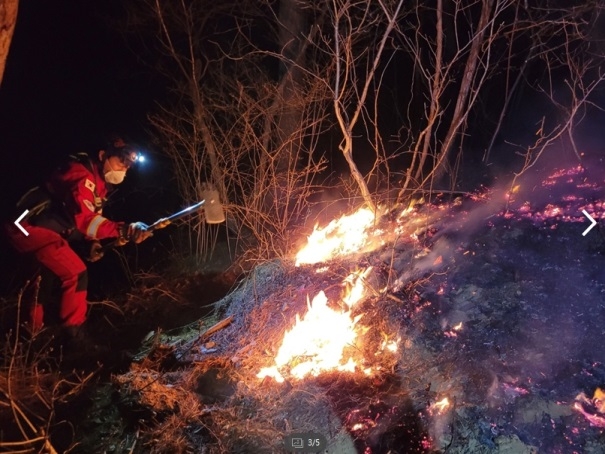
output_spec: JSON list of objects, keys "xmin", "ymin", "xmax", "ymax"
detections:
[
  {"xmin": 88, "ymin": 241, "xmax": 104, "ymax": 262},
  {"xmin": 128, "ymin": 222, "xmax": 152, "ymax": 244},
  {"xmin": 153, "ymin": 217, "xmax": 171, "ymax": 230},
  {"xmin": 116, "ymin": 224, "xmax": 130, "ymax": 246}
]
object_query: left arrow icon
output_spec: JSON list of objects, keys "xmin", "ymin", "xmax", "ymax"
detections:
[{"xmin": 14, "ymin": 210, "xmax": 29, "ymax": 236}]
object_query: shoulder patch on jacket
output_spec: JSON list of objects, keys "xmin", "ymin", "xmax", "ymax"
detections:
[{"xmin": 84, "ymin": 179, "xmax": 96, "ymax": 193}]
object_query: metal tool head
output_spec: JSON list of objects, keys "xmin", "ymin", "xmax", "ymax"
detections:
[{"xmin": 200, "ymin": 188, "xmax": 226, "ymax": 224}]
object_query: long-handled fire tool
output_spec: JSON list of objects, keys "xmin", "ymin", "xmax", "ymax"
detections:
[
  {"xmin": 148, "ymin": 190, "xmax": 226, "ymax": 230},
  {"xmin": 103, "ymin": 188, "xmax": 225, "ymax": 252}
]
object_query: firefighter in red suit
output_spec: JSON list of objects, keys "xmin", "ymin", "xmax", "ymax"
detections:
[{"xmin": 5, "ymin": 138, "xmax": 151, "ymax": 337}]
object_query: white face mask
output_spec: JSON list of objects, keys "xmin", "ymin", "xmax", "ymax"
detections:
[{"xmin": 104, "ymin": 169, "xmax": 126, "ymax": 184}]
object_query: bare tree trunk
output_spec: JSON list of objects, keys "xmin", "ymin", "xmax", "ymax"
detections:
[
  {"xmin": 407, "ymin": 0, "xmax": 443, "ymax": 188},
  {"xmin": 332, "ymin": 0, "xmax": 404, "ymax": 212},
  {"xmin": 483, "ymin": 3, "xmax": 530, "ymax": 164},
  {"xmin": 432, "ymin": 0, "xmax": 493, "ymax": 183},
  {"xmin": 275, "ymin": 0, "xmax": 306, "ymax": 175},
  {"xmin": 0, "ymin": 0, "xmax": 19, "ymax": 87},
  {"xmin": 154, "ymin": 0, "xmax": 225, "ymax": 200},
  {"xmin": 190, "ymin": 70, "xmax": 226, "ymax": 200},
  {"xmin": 256, "ymin": 0, "xmax": 309, "ymax": 214},
  {"xmin": 483, "ymin": 51, "xmax": 530, "ymax": 164}
]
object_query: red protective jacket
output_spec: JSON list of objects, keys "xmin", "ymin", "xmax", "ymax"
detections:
[
  {"xmin": 18, "ymin": 154, "xmax": 123, "ymax": 241},
  {"xmin": 45, "ymin": 157, "xmax": 122, "ymax": 240},
  {"xmin": 6, "ymin": 154, "xmax": 123, "ymax": 328}
]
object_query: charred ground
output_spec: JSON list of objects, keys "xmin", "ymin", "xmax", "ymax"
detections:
[{"xmin": 3, "ymin": 163, "xmax": 605, "ymax": 453}]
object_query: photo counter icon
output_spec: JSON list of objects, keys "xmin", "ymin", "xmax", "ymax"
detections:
[{"xmin": 284, "ymin": 433, "xmax": 327, "ymax": 452}]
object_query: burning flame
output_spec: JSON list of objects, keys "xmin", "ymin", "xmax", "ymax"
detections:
[
  {"xmin": 295, "ymin": 207, "xmax": 376, "ymax": 266},
  {"xmin": 380, "ymin": 339, "xmax": 399, "ymax": 352},
  {"xmin": 257, "ymin": 269, "xmax": 378, "ymax": 383},
  {"xmin": 258, "ymin": 203, "xmax": 410, "ymax": 382},
  {"xmin": 429, "ymin": 397, "xmax": 451, "ymax": 415},
  {"xmin": 574, "ymin": 388, "xmax": 605, "ymax": 427}
]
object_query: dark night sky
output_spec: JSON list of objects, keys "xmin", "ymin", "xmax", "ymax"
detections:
[
  {"xmin": 0, "ymin": 1, "xmax": 177, "ymax": 292},
  {"xmin": 0, "ymin": 1, "xmax": 160, "ymax": 214},
  {"xmin": 2, "ymin": 2, "xmax": 605, "ymax": 221}
]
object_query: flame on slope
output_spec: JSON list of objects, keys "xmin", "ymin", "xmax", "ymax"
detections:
[
  {"xmin": 429, "ymin": 397, "xmax": 451, "ymax": 415},
  {"xmin": 257, "ymin": 269, "xmax": 377, "ymax": 383},
  {"xmin": 295, "ymin": 207, "xmax": 377, "ymax": 266},
  {"xmin": 574, "ymin": 388, "xmax": 605, "ymax": 427}
]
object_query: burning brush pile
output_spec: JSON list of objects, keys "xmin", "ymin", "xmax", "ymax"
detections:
[{"xmin": 112, "ymin": 163, "xmax": 605, "ymax": 453}]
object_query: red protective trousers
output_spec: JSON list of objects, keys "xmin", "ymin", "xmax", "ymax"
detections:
[{"xmin": 5, "ymin": 222, "xmax": 88, "ymax": 329}]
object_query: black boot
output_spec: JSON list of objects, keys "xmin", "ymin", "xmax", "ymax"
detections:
[{"xmin": 61, "ymin": 324, "xmax": 107, "ymax": 357}]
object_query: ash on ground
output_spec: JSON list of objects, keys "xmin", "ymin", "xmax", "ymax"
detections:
[{"xmin": 110, "ymin": 165, "xmax": 605, "ymax": 453}]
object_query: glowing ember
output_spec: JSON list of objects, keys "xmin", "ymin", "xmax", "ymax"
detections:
[
  {"xmin": 258, "ymin": 269, "xmax": 378, "ymax": 382},
  {"xmin": 444, "ymin": 322, "xmax": 463, "ymax": 338},
  {"xmin": 594, "ymin": 388, "xmax": 605, "ymax": 413},
  {"xmin": 380, "ymin": 338, "xmax": 399, "ymax": 352},
  {"xmin": 429, "ymin": 397, "xmax": 451, "ymax": 415},
  {"xmin": 574, "ymin": 388, "xmax": 605, "ymax": 427},
  {"xmin": 573, "ymin": 402, "xmax": 604, "ymax": 426},
  {"xmin": 343, "ymin": 267, "xmax": 373, "ymax": 308},
  {"xmin": 295, "ymin": 207, "xmax": 377, "ymax": 266}
]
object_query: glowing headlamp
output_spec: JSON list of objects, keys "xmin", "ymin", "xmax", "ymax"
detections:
[{"xmin": 122, "ymin": 150, "xmax": 146, "ymax": 166}]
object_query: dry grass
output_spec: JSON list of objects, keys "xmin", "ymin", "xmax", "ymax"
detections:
[
  {"xmin": 0, "ymin": 341, "xmax": 95, "ymax": 453},
  {"xmin": 114, "ymin": 366, "xmax": 190, "ymax": 415},
  {"xmin": 0, "ymin": 291, "xmax": 97, "ymax": 453},
  {"xmin": 108, "ymin": 199, "xmax": 464, "ymax": 451},
  {"xmin": 111, "ymin": 255, "xmax": 410, "ymax": 453}
]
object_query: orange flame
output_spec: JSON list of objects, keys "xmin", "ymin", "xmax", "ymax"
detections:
[
  {"xmin": 257, "ymin": 269, "xmax": 373, "ymax": 382},
  {"xmin": 295, "ymin": 207, "xmax": 376, "ymax": 266},
  {"xmin": 429, "ymin": 397, "xmax": 451, "ymax": 415},
  {"xmin": 380, "ymin": 338, "xmax": 400, "ymax": 352},
  {"xmin": 259, "ymin": 206, "xmax": 404, "ymax": 382}
]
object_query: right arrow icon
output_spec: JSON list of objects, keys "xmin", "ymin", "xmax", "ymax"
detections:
[{"xmin": 582, "ymin": 209, "xmax": 597, "ymax": 236}]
